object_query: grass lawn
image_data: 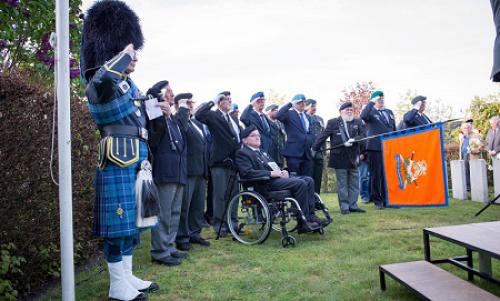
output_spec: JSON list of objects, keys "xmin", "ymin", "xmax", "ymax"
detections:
[{"xmin": 38, "ymin": 195, "xmax": 500, "ymax": 301}]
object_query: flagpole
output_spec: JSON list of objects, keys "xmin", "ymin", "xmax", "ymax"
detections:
[
  {"xmin": 321, "ymin": 119, "xmax": 460, "ymax": 151},
  {"xmin": 56, "ymin": 0, "xmax": 75, "ymax": 300}
]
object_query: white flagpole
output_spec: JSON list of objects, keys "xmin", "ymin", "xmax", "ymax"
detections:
[{"xmin": 55, "ymin": 0, "xmax": 75, "ymax": 300}]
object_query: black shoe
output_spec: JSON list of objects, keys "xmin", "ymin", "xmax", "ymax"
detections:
[
  {"xmin": 151, "ymin": 256, "xmax": 181, "ymax": 266},
  {"xmin": 297, "ymin": 221, "xmax": 320, "ymax": 233},
  {"xmin": 349, "ymin": 208, "xmax": 366, "ymax": 213},
  {"xmin": 309, "ymin": 215, "xmax": 329, "ymax": 226},
  {"xmin": 340, "ymin": 209, "xmax": 350, "ymax": 215},
  {"xmin": 374, "ymin": 204, "xmax": 385, "ymax": 210},
  {"xmin": 201, "ymin": 220, "xmax": 210, "ymax": 228},
  {"xmin": 190, "ymin": 236, "xmax": 210, "ymax": 247},
  {"xmin": 176, "ymin": 242, "xmax": 191, "ymax": 251},
  {"xmin": 139, "ymin": 282, "xmax": 160, "ymax": 293},
  {"xmin": 171, "ymin": 251, "xmax": 189, "ymax": 259}
]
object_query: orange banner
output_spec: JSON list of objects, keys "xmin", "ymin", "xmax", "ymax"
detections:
[{"xmin": 381, "ymin": 124, "xmax": 448, "ymax": 207}]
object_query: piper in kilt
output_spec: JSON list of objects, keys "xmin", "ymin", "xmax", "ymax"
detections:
[{"xmin": 81, "ymin": 1, "xmax": 158, "ymax": 300}]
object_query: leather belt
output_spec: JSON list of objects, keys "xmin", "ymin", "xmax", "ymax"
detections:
[{"xmin": 101, "ymin": 125, "xmax": 148, "ymax": 140}]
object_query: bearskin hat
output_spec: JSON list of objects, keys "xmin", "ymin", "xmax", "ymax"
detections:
[{"xmin": 80, "ymin": 0, "xmax": 144, "ymax": 80}]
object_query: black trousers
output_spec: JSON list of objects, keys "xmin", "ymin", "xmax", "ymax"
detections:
[
  {"xmin": 286, "ymin": 156, "xmax": 313, "ymax": 178},
  {"xmin": 312, "ymin": 158, "xmax": 324, "ymax": 194},
  {"xmin": 368, "ymin": 151, "xmax": 386, "ymax": 207},
  {"xmin": 264, "ymin": 176, "xmax": 316, "ymax": 220},
  {"xmin": 205, "ymin": 171, "xmax": 213, "ymax": 221}
]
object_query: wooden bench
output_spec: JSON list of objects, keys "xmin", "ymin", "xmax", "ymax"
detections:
[{"xmin": 379, "ymin": 260, "xmax": 500, "ymax": 301}]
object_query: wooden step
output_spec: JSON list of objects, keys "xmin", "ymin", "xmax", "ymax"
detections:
[{"xmin": 379, "ymin": 260, "xmax": 500, "ymax": 301}]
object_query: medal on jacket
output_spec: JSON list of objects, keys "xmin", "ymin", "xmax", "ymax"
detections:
[
  {"xmin": 117, "ymin": 204, "xmax": 124, "ymax": 218},
  {"xmin": 118, "ymin": 80, "xmax": 130, "ymax": 94}
]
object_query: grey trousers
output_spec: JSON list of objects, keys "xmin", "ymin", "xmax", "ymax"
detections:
[
  {"xmin": 335, "ymin": 168, "xmax": 360, "ymax": 211},
  {"xmin": 176, "ymin": 176, "xmax": 207, "ymax": 243},
  {"xmin": 151, "ymin": 183, "xmax": 184, "ymax": 259},
  {"xmin": 210, "ymin": 167, "xmax": 239, "ymax": 232}
]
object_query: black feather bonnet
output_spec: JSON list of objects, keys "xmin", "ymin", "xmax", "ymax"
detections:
[{"xmin": 80, "ymin": 0, "xmax": 144, "ymax": 80}]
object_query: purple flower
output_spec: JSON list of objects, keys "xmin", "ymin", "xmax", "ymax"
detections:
[
  {"xmin": 70, "ymin": 68, "xmax": 80, "ymax": 79},
  {"xmin": 6, "ymin": 0, "xmax": 19, "ymax": 7},
  {"xmin": 0, "ymin": 40, "xmax": 7, "ymax": 49},
  {"xmin": 69, "ymin": 58, "xmax": 77, "ymax": 67},
  {"xmin": 23, "ymin": 9, "xmax": 31, "ymax": 18}
]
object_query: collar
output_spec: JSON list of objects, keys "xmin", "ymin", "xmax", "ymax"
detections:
[
  {"xmin": 246, "ymin": 145, "xmax": 260, "ymax": 152},
  {"xmin": 294, "ymin": 108, "xmax": 304, "ymax": 115}
]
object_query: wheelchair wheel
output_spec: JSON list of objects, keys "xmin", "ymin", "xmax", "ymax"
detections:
[
  {"xmin": 270, "ymin": 200, "xmax": 299, "ymax": 233},
  {"xmin": 281, "ymin": 236, "xmax": 296, "ymax": 248},
  {"xmin": 227, "ymin": 191, "xmax": 272, "ymax": 245}
]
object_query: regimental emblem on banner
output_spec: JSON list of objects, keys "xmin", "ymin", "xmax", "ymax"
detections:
[{"xmin": 395, "ymin": 151, "xmax": 427, "ymax": 190}]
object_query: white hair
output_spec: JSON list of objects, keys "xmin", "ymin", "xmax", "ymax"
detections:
[{"xmin": 490, "ymin": 115, "xmax": 499, "ymax": 123}]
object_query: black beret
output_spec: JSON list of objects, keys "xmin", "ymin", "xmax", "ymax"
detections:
[
  {"xmin": 466, "ymin": 119, "xmax": 473, "ymax": 123},
  {"xmin": 219, "ymin": 91, "xmax": 231, "ymax": 96},
  {"xmin": 174, "ymin": 93, "xmax": 193, "ymax": 102},
  {"xmin": 240, "ymin": 125, "xmax": 257, "ymax": 140},
  {"xmin": 339, "ymin": 102, "xmax": 353, "ymax": 111},
  {"xmin": 411, "ymin": 95, "xmax": 427, "ymax": 105},
  {"xmin": 305, "ymin": 99, "xmax": 317, "ymax": 106}
]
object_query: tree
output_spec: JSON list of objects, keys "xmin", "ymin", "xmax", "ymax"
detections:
[
  {"xmin": 338, "ymin": 81, "xmax": 377, "ymax": 117},
  {"xmin": 267, "ymin": 89, "xmax": 287, "ymax": 106},
  {"xmin": 0, "ymin": 0, "xmax": 82, "ymax": 81},
  {"xmin": 468, "ymin": 93, "xmax": 500, "ymax": 135}
]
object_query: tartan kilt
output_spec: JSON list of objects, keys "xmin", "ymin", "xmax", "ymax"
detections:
[{"xmin": 92, "ymin": 140, "xmax": 148, "ymax": 238}]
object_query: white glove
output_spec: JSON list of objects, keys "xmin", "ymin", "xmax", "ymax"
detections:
[
  {"xmin": 370, "ymin": 96, "xmax": 380, "ymax": 103},
  {"xmin": 344, "ymin": 138, "xmax": 355, "ymax": 147},
  {"xmin": 413, "ymin": 100, "xmax": 422, "ymax": 110}
]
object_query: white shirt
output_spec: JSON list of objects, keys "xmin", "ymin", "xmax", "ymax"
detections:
[{"xmin": 294, "ymin": 108, "xmax": 309, "ymax": 132}]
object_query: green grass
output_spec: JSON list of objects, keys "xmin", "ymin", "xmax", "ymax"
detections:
[{"xmin": 38, "ymin": 195, "xmax": 500, "ymax": 301}]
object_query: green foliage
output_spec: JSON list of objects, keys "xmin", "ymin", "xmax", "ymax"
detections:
[
  {"xmin": 0, "ymin": 243, "xmax": 26, "ymax": 301},
  {"xmin": 0, "ymin": 0, "xmax": 82, "ymax": 82},
  {"xmin": 469, "ymin": 93, "xmax": 500, "ymax": 135},
  {"xmin": 267, "ymin": 89, "xmax": 287, "ymax": 105}
]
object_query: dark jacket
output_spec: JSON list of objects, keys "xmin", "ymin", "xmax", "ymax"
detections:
[
  {"xmin": 176, "ymin": 107, "xmax": 210, "ymax": 178},
  {"xmin": 195, "ymin": 101, "xmax": 241, "ymax": 168},
  {"xmin": 275, "ymin": 102, "xmax": 314, "ymax": 159},
  {"xmin": 268, "ymin": 119, "xmax": 286, "ymax": 167},
  {"xmin": 240, "ymin": 104, "xmax": 272, "ymax": 153},
  {"xmin": 491, "ymin": 0, "xmax": 500, "ymax": 81},
  {"xmin": 308, "ymin": 114, "xmax": 326, "ymax": 160},
  {"xmin": 235, "ymin": 145, "xmax": 273, "ymax": 180},
  {"xmin": 313, "ymin": 117, "xmax": 366, "ymax": 169},
  {"xmin": 360, "ymin": 102, "xmax": 396, "ymax": 151},
  {"xmin": 402, "ymin": 109, "xmax": 432, "ymax": 129},
  {"xmin": 149, "ymin": 113, "xmax": 188, "ymax": 185}
]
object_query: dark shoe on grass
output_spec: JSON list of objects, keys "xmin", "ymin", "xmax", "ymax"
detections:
[
  {"xmin": 190, "ymin": 236, "xmax": 210, "ymax": 246},
  {"xmin": 151, "ymin": 256, "xmax": 181, "ymax": 266},
  {"xmin": 350, "ymin": 208, "xmax": 366, "ymax": 213},
  {"xmin": 176, "ymin": 242, "xmax": 191, "ymax": 251},
  {"xmin": 171, "ymin": 251, "xmax": 189, "ymax": 259}
]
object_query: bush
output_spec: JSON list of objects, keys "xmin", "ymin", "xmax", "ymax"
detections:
[{"xmin": 0, "ymin": 73, "xmax": 99, "ymax": 298}]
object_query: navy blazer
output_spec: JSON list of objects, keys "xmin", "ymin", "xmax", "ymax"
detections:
[
  {"xmin": 240, "ymin": 104, "xmax": 273, "ymax": 153},
  {"xmin": 402, "ymin": 109, "xmax": 432, "ymax": 129},
  {"xmin": 195, "ymin": 101, "xmax": 241, "ymax": 168},
  {"xmin": 176, "ymin": 107, "xmax": 210, "ymax": 178},
  {"xmin": 235, "ymin": 145, "xmax": 273, "ymax": 180},
  {"xmin": 275, "ymin": 102, "xmax": 314, "ymax": 159},
  {"xmin": 360, "ymin": 101, "xmax": 396, "ymax": 151},
  {"xmin": 150, "ymin": 114, "xmax": 188, "ymax": 185}
]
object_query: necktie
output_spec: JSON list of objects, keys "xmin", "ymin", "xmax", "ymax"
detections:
[
  {"xmin": 260, "ymin": 114, "xmax": 270, "ymax": 132},
  {"xmin": 300, "ymin": 112, "xmax": 308, "ymax": 132},
  {"xmin": 379, "ymin": 110, "xmax": 390, "ymax": 126},
  {"xmin": 226, "ymin": 114, "xmax": 240, "ymax": 142}
]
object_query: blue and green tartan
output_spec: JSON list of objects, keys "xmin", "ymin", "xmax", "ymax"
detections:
[
  {"xmin": 87, "ymin": 83, "xmax": 138, "ymax": 126},
  {"xmin": 93, "ymin": 141, "xmax": 148, "ymax": 238}
]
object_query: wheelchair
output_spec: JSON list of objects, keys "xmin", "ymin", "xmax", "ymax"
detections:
[{"xmin": 226, "ymin": 177, "xmax": 332, "ymax": 248}]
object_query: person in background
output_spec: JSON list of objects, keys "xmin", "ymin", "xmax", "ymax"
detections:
[
  {"xmin": 402, "ymin": 95, "xmax": 433, "ymax": 129},
  {"xmin": 175, "ymin": 93, "xmax": 211, "ymax": 251},
  {"xmin": 360, "ymin": 91, "xmax": 396, "ymax": 210},
  {"xmin": 486, "ymin": 115, "xmax": 500, "ymax": 160},
  {"xmin": 305, "ymin": 98, "xmax": 326, "ymax": 194},
  {"xmin": 276, "ymin": 94, "xmax": 314, "ymax": 177},
  {"xmin": 266, "ymin": 104, "xmax": 286, "ymax": 168},
  {"xmin": 313, "ymin": 102, "xmax": 366, "ymax": 214},
  {"xmin": 149, "ymin": 81, "xmax": 189, "ymax": 267},
  {"xmin": 195, "ymin": 93, "xmax": 241, "ymax": 235},
  {"xmin": 358, "ymin": 104, "xmax": 370, "ymax": 203},
  {"xmin": 240, "ymin": 91, "xmax": 273, "ymax": 153},
  {"xmin": 459, "ymin": 122, "xmax": 484, "ymax": 191}
]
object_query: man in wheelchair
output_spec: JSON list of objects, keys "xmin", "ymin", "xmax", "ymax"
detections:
[{"xmin": 235, "ymin": 125, "xmax": 329, "ymax": 232}]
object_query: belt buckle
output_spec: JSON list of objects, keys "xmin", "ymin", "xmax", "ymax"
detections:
[{"xmin": 140, "ymin": 128, "xmax": 148, "ymax": 140}]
